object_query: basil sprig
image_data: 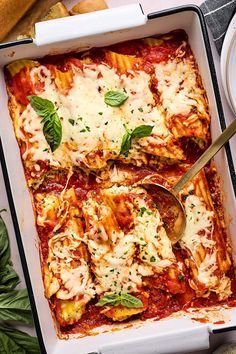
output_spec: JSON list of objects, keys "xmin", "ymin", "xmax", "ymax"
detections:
[
  {"xmin": 0, "ymin": 325, "xmax": 40, "ymax": 353},
  {"xmin": 28, "ymin": 96, "xmax": 62, "ymax": 152},
  {"xmin": 120, "ymin": 125, "xmax": 154, "ymax": 155},
  {"xmin": 0, "ymin": 214, "xmax": 19, "ymax": 292},
  {"xmin": 96, "ymin": 292, "xmax": 143, "ymax": 308},
  {"xmin": 104, "ymin": 90, "xmax": 128, "ymax": 107},
  {"xmin": 0, "ymin": 213, "xmax": 40, "ymax": 352},
  {"xmin": 0, "ymin": 289, "xmax": 33, "ymax": 324}
]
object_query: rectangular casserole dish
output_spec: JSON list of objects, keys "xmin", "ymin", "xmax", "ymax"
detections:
[{"xmin": 0, "ymin": 4, "xmax": 236, "ymax": 354}]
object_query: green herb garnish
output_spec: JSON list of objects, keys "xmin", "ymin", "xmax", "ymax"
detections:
[
  {"xmin": 96, "ymin": 292, "xmax": 143, "ymax": 308},
  {"xmin": 0, "ymin": 325, "xmax": 40, "ymax": 353},
  {"xmin": 139, "ymin": 207, "xmax": 147, "ymax": 217},
  {"xmin": 132, "ymin": 125, "xmax": 154, "ymax": 138},
  {"xmin": 104, "ymin": 90, "xmax": 128, "ymax": 107},
  {"xmin": 0, "ymin": 215, "xmax": 19, "ymax": 291},
  {"xmin": 68, "ymin": 118, "xmax": 75, "ymax": 126},
  {"xmin": 0, "ymin": 289, "xmax": 33, "ymax": 324},
  {"xmin": 178, "ymin": 274, "xmax": 185, "ymax": 282},
  {"xmin": 80, "ymin": 125, "xmax": 90, "ymax": 133},
  {"xmin": 120, "ymin": 125, "xmax": 154, "ymax": 155},
  {"xmin": 28, "ymin": 96, "xmax": 62, "ymax": 152},
  {"xmin": 0, "ymin": 213, "xmax": 40, "ymax": 352}
]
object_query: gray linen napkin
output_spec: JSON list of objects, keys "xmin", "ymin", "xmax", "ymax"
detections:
[{"xmin": 200, "ymin": 0, "xmax": 236, "ymax": 53}]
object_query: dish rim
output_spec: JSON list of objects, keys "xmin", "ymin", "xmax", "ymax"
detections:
[
  {"xmin": 226, "ymin": 30, "xmax": 236, "ymax": 113},
  {"xmin": 0, "ymin": 4, "xmax": 236, "ymax": 353}
]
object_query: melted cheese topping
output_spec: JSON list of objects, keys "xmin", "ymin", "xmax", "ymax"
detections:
[
  {"xmin": 47, "ymin": 231, "xmax": 95, "ymax": 302},
  {"xmin": 40, "ymin": 183, "xmax": 231, "ymax": 303},
  {"xmin": 17, "ymin": 63, "xmax": 184, "ymax": 172},
  {"xmin": 155, "ymin": 59, "xmax": 199, "ymax": 116},
  {"xmin": 132, "ymin": 197, "xmax": 175, "ymax": 269},
  {"xmin": 7, "ymin": 39, "xmax": 233, "ymax": 324},
  {"xmin": 154, "ymin": 58, "xmax": 209, "ymax": 137},
  {"xmin": 82, "ymin": 185, "xmax": 176, "ymax": 295},
  {"xmin": 180, "ymin": 195, "xmax": 215, "ymax": 254},
  {"xmin": 197, "ymin": 252, "xmax": 218, "ymax": 286},
  {"xmin": 180, "ymin": 195, "xmax": 226, "ymax": 293}
]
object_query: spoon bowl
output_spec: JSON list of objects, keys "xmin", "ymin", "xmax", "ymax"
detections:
[{"xmin": 140, "ymin": 182, "xmax": 186, "ymax": 244}]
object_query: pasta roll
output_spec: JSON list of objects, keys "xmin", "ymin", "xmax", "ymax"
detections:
[
  {"xmin": 179, "ymin": 170, "xmax": 232, "ymax": 300},
  {"xmin": 143, "ymin": 37, "xmax": 164, "ymax": 46},
  {"xmin": 55, "ymin": 299, "xmax": 86, "ymax": 326},
  {"xmin": 105, "ymin": 51, "xmax": 140, "ymax": 73},
  {"xmin": 154, "ymin": 52, "xmax": 210, "ymax": 147},
  {"xmin": 54, "ymin": 68, "xmax": 73, "ymax": 95},
  {"xmin": 6, "ymin": 59, "xmax": 39, "ymax": 77}
]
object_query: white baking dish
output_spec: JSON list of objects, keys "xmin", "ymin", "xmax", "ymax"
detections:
[{"xmin": 0, "ymin": 4, "xmax": 236, "ymax": 354}]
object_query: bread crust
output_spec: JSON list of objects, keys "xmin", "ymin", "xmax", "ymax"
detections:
[{"xmin": 0, "ymin": 0, "xmax": 36, "ymax": 40}]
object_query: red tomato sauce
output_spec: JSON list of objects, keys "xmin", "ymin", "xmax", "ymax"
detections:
[
  {"xmin": 6, "ymin": 29, "xmax": 236, "ymax": 336},
  {"xmin": 32, "ymin": 165, "xmax": 236, "ymax": 336}
]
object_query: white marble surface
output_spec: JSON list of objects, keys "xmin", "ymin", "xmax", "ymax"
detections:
[{"xmin": 1, "ymin": 0, "xmax": 235, "ymax": 353}]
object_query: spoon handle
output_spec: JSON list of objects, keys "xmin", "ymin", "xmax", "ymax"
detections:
[{"xmin": 172, "ymin": 118, "xmax": 236, "ymax": 195}]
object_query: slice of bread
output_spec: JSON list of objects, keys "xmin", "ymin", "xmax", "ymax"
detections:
[
  {"xmin": 0, "ymin": 0, "xmax": 36, "ymax": 41},
  {"xmin": 70, "ymin": 0, "xmax": 108, "ymax": 15},
  {"xmin": 4, "ymin": 1, "xmax": 68, "ymax": 41},
  {"xmin": 213, "ymin": 343, "xmax": 236, "ymax": 354},
  {"xmin": 40, "ymin": 2, "xmax": 69, "ymax": 22},
  {"xmin": 23, "ymin": 2, "xmax": 69, "ymax": 38}
]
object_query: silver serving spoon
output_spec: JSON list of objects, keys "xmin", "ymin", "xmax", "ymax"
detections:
[{"xmin": 139, "ymin": 118, "xmax": 236, "ymax": 244}]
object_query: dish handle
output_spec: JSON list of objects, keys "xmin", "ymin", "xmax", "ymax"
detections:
[
  {"xmin": 34, "ymin": 3, "xmax": 146, "ymax": 46},
  {"xmin": 96, "ymin": 325, "xmax": 210, "ymax": 354}
]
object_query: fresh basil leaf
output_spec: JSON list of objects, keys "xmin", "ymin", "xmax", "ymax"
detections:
[
  {"xmin": 120, "ymin": 125, "xmax": 153, "ymax": 155},
  {"xmin": 0, "ymin": 325, "xmax": 40, "ymax": 354},
  {"xmin": 0, "ymin": 264, "xmax": 19, "ymax": 291},
  {"xmin": 28, "ymin": 96, "xmax": 62, "ymax": 152},
  {"xmin": 0, "ymin": 214, "xmax": 19, "ymax": 291},
  {"xmin": 0, "ymin": 289, "xmax": 33, "ymax": 324},
  {"xmin": 131, "ymin": 125, "xmax": 154, "ymax": 139},
  {"xmin": 0, "ymin": 215, "xmax": 10, "ymax": 268},
  {"xmin": 104, "ymin": 90, "xmax": 128, "ymax": 107},
  {"xmin": 43, "ymin": 112, "xmax": 62, "ymax": 152},
  {"xmin": 96, "ymin": 293, "xmax": 143, "ymax": 308},
  {"xmin": 120, "ymin": 293, "xmax": 143, "ymax": 308},
  {"xmin": 28, "ymin": 96, "xmax": 54, "ymax": 117},
  {"xmin": 95, "ymin": 293, "xmax": 120, "ymax": 307},
  {"xmin": 120, "ymin": 130, "xmax": 132, "ymax": 155}
]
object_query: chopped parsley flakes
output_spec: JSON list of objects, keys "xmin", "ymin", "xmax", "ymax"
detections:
[
  {"xmin": 68, "ymin": 118, "xmax": 75, "ymax": 126},
  {"xmin": 178, "ymin": 274, "xmax": 185, "ymax": 282},
  {"xmin": 138, "ymin": 207, "xmax": 152, "ymax": 217}
]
